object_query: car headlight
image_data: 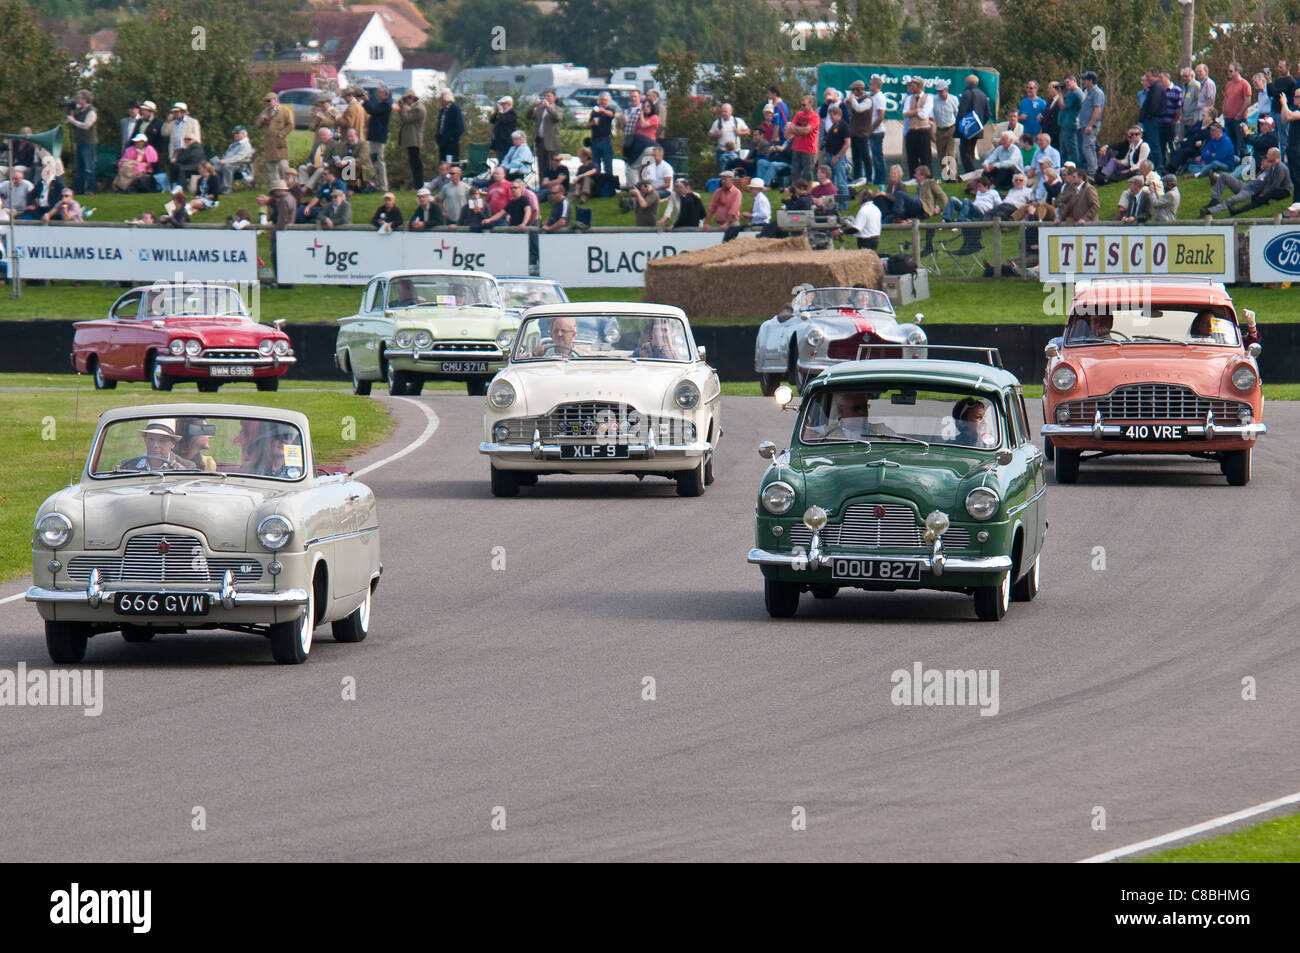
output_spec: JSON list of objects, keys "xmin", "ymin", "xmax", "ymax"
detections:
[
  {"xmin": 1231, "ymin": 365, "xmax": 1257, "ymax": 391},
  {"xmin": 168, "ymin": 339, "xmax": 185, "ymax": 355},
  {"xmin": 761, "ymin": 481, "xmax": 795, "ymax": 515},
  {"xmin": 674, "ymin": 381, "xmax": 700, "ymax": 409},
  {"xmin": 907, "ymin": 328, "xmax": 927, "ymax": 345},
  {"xmin": 274, "ymin": 339, "xmax": 290, "ymax": 356},
  {"xmin": 626, "ymin": 409, "xmax": 640, "ymax": 427},
  {"xmin": 924, "ymin": 510, "xmax": 950, "ymax": 540},
  {"xmin": 1050, "ymin": 365, "xmax": 1077, "ymax": 391},
  {"xmin": 803, "ymin": 505, "xmax": 827, "ymax": 530},
  {"xmin": 256, "ymin": 514, "xmax": 294, "ymax": 551},
  {"xmin": 35, "ymin": 513, "xmax": 72, "ymax": 549},
  {"xmin": 493, "ymin": 423, "xmax": 509, "ymax": 442},
  {"xmin": 807, "ymin": 327, "xmax": 826, "ymax": 347},
  {"xmin": 488, "ymin": 379, "xmax": 515, "ymax": 408},
  {"xmin": 496, "ymin": 329, "xmax": 516, "ymax": 349},
  {"xmin": 965, "ymin": 487, "xmax": 1001, "ymax": 521},
  {"xmin": 394, "ymin": 330, "xmax": 413, "ymax": 348},
  {"xmin": 185, "ymin": 339, "xmax": 202, "ymax": 357},
  {"xmin": 258, "ymin": 338, "xmax": 274, "ymax": 355},
  {"xmin": 413, "ymin": 330, "xmax": 433, "ymax": 350}
]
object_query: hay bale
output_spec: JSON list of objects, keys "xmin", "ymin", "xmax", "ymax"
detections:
[{"xmin": 645, "ymin": 236, "xmax": 884, "ymax": 320}]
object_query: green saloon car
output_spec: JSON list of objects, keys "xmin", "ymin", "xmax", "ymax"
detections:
[
  {"xmin": 748, "ymin": 352, "xmax": 1048, "ymax": 621},
  {"xmin": 334, "ymin": 269, "xmax": 520, "ymax": 397}
]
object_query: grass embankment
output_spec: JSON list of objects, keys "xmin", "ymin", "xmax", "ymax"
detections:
[
  {"xmin": 1136, "ymin": 812, "xmax": 1300, "ymax": 862},
  {"xmin": 0, "ymin": 387, "xmax": 393, "ymax": 582}
]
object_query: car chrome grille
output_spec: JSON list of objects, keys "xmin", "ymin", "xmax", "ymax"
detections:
[
  {"xmin": 431, "ymin": 341, "xmax": 499, "ymax": 353},
  {"xmin": 789, "ymin": 503, "xmax": 972, "ymax": 550},
  {"xmin": 495, "ymin": 404, "xmax": 697, "ymax": 444},
  {"xmin": 65, "ymin": 534, "xmax": 263, "ymax": 584},
  {"xmin": 1059, "ymin": 384, "xmax": 1249, "ymax": 423},
  {"xmin": 201, "ymin": 349, "xmax": 261, "ymax": 360}
]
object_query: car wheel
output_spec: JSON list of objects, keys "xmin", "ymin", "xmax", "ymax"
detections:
[
  {"xmin": 256, "ymin": 377, "xmax": 279, "ymax": 392},
  {"xmin": 349, "ymin": 359, "xmax": 372, "ymax": 396},
  {"xmin": 1042, "ymin": 436, "xmax": 1054, "ymax": 462},
  {"xmin": 810, "ymin": 584, "xmax": 840, "ymax": 599},
  {"xmin": 1053, "ymin": 448, "xmax": 1080, "ymax": 484},
  {"xmin": 331, "ymin": 584, "xmax": 371, "ymax": 643},
  {"xmin": 149, "ymin": 356, "xmax": 173, "ymax": 391},
  {"xmin": 703, "ymin": 450, "xmax": 715, "ymax": 486},
  {"xmin": 196, "ymin": 381, "xmax": 221, "ymax": 393},
  {"xmin": 386, "ymin": 363, "xmax": 409, "ymax": 396},
  {"xmin": 466, "ymin": 379, "xmax": 489, "ymax": 397},
  {"xmin": 91, "ymin": 359, "xmax": 116, "ymax": 390},
  {"xmin": 270, "ymin": 584, "xmax": 314, "ymax": 664},
  {"xmin": 764, "ymin": 578, "xmax": 800, "ymax": 617},
  {"xmin": 490, "ymin": 464, "xmax": 521, "ymax": 497},
  {"xmin": 406, "ymin": 377, "xmax": 424, "ymax": 396},
  {"xmin": 676, "ymin": 457, "xmax": 706, "ymax": 497},
  {"xmin": 973, "ymin": 571, "xmax": 1011, "ymax": 621},
  {"xmin": 45, "ymin": 621, "xmax": 89, "ymax": 664},
  {"xmin": 759, "ymin": 373, "xmax": 780, "ymax": 397},
  {"xmin": 1224, "ymin": 449, "xmax": 1251, "ymax": 486},
  {"xmin": 1011, "ymin": 553, "xmax": 1040, "ymax": 602}
]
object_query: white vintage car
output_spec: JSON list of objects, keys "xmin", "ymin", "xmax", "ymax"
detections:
[
  {"xmin": 754, "ymin": 285, "xmax": 927, "ymax": 394},
  {"xmin": 26, "ymin": 404, "xmax": 381, "ymax": 665},
  {"xmin": 478, "ymin": 303, "xmax": 721, "ymax": 497}
]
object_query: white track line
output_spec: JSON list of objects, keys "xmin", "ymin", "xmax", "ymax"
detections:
[
  {"xmin": 350, "ymin": 395, "xmax": 439, "ymax": 479},
  {"xmin": 1078, "ymin": 789, "xmax": 1300, "ymax": 862},
  {"xmin": 0, "ymin": 592, "xmax": 26, "ymax": 605}
]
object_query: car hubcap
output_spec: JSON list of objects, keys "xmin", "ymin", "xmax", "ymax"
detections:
[
  {"xmin": 300, "ymin": 593, "xmax": 314, "ymax": 653},
  {"xmin": 1001, "ymin": 573, "xmax": 1009, "ymax": 611},
  {"xmin": 358, "ymin": 589, "xmax": 371, "ymax": 631}
]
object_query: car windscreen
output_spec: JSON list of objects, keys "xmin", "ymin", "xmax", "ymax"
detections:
[
  {"xmin": 799, "ymin": 385, "xmax": 1002, "ymax": 449},
  {"xmin": 498, "ymin": 280, "xmax": 569, "ymax": 310},
  {"xmin": 796, "ymin": 288, "xmax": 895, "ymax": 314},
  {"xmin": 90, "ymin": 416, "xmax": 307, "ymax": 480},
  {"xmin": 512, "ymin": 314, "xmax": 692, "ymax": 362},
  {"xmin": 144, "ymin": 286, "xmax": 248, "ymax": 318},
  {"xmin": 1066, "ymin": 307, "xmax": 1241, "ymax": 346},
  {"xmin": 385, "ymin": 275, "xmax": 502, "ymax": 310}
]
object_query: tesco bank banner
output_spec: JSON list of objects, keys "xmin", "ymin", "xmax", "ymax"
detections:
[
  {"xmin": 1040, "ymin": 225, "xmax": 1236, "ymax": 282},
  {"xmin": 1248, "ymin": 225, "xmax": 1300, "ymax": 282},
  {"xmin": 9, "ymin": 224, "xmax": 256, "ymax": 281},
  {"xmin": 276, "ymin": 230, "xmax": 529, "ymax": 284},
  {"xmin": 537, "ymin": 232, "xmax": 726, "ymax": 287}
]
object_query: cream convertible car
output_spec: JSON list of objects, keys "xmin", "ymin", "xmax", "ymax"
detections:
[
  {"xmin": 27, "ymin": 405, "xmax": 380, "ymax": 665},
  {"xmin": 479, "ymin": 304, "xmax": 722, "ymax": 497}
]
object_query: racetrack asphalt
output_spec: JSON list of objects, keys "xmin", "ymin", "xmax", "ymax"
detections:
[{"xmin": 1, "ymin": 394, "xmax": 1296, "ymax": 862}]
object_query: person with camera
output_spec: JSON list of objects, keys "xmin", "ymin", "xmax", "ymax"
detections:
[
  {"xmin": 588, "ymin": 92, "xmax": 616, "ymax": 178},
  {"xmin": 628, "ymin": 178, "xmax": 660, "ymax": 227},
  {"xmin": 489, "ymin": 96, "xmax": 518, "ymax": 160},
  {"xmin": 530, "ymin": 89, "xmax": 565, "ymax": 184},
  {"xmin": 66, "ymin": 89, "xmax": 98, "ymax": 195}
]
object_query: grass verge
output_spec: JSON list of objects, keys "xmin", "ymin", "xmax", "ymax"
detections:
[{"xmin": 1135, "ymin": 812, "xmax": 1300, "ymax": 862}]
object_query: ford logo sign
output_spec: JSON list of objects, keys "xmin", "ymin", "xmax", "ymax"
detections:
[{"xmin": 1262, "ymin": 233, "xmax": 1300, "ymax": 275}]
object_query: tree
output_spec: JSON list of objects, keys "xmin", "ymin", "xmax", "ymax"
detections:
[{"xmin": 0, "ymin": 0, "xmax": 83, "ymax": 137}]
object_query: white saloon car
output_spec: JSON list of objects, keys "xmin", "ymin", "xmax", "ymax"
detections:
[{"xmin": 479, "ymin": 304, "xmax": 721, "ymax": 497}]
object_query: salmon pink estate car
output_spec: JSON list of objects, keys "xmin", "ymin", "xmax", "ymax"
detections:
[
  {"xmin": 26, "ymin": 404, "xmax": 381, "ymax": 666},
  {"xmin": 72, "ymin": 283, "xmax": 294, "ymax": 392},
  {"xmin": 1040, "ymin": 277, "xmax": 1266, "ymax": 486}
]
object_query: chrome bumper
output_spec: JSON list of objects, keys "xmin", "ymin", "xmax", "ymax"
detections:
[
  {"xmin": 747, "ymin": 547, "xmax": 1012, "ymax": 574},
  {"xmin": 1042, "ymin": 410, "xmax": 1267, "ymax": 440},
  {"xmin": 479, "ymin": 437, "xmax": 712, "ymax": 461},
  {"xmin": 25, "ymin": 568, "xmax": 308, "ymax": 610},
  {"xmin": 155, "ymin": 354, "xmax": 296, "ymax": 367},
  {"xmin": 384, "ymin": 348, "xmax": 503, "ymax": 363}
]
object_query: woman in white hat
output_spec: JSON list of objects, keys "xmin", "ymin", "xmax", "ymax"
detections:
[{"xmin": 114, "ymin": 132, "xmax": 158, "ymax": 193}]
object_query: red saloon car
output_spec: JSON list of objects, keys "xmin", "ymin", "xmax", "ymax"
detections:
[{"xmin": 72, "ymin": 283, "xmax": 295, "ymax": 392}]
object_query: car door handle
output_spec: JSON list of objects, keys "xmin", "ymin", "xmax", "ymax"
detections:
[{"xmin": 346, "ymin": 494, "xmax": 360, "ymax": 502}]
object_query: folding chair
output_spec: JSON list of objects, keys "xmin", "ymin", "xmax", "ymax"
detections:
[
  {"xmin": 937, "ymin": 226, "xmax": 986, "ymax": 276},
  {"xmin": 899, "ymin": 227, "xmax": 943, "ymax": 275}
]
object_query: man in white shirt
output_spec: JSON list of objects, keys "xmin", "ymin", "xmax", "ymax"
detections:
[
  {"xmin": 868, "ymin": 76, "xmax": 888, "ymax": 186},
  {"xmin": 645, "ymin": 145, "xmax": 674, "ymax": 198},
  {"xmin": 986, "ymin": 172, "xmax": 1034, "ymax": 218},
  {"xmin": 931, "ymin": 79, "xmax": 959, "ymax": 171},
  {"xmin": 1027, "ymin": 132, "xmax": 1060, "ymax": 175},
  {"xmin": 833, "ymin": 187, "xmax": 882, "ymax": 249},
  {"xmin": 707, "ymin": 103, "xmax": 749, "ymax": 174},
  {"xmin": 943, "ymin": 176, "xmax": 1001, "ymax": 221},
  {"xmin": 980, "ymin": 130, "xmax": 1024, "ymax": 191},
  {"xmin": 741, "ymin": 177, "xmax": 772, "ymax": 233}
]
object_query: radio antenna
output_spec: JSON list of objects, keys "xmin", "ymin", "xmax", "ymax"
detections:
[{"xmin": 68, "ymin": 372, "xmax": 83, "ymax": 486}]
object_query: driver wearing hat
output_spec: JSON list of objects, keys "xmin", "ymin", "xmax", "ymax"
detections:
[{"xmin": 117, "ymin": 419, "xmax": 198, "ymax": 471}]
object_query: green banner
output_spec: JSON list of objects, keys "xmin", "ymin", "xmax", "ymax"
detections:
[{"xmin": 816, "ymin": 63, "xmax": 1000, "ymax": 122}]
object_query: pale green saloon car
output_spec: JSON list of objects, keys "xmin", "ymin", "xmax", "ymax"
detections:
[
  {"xmin": 334, "ymin": 269, "xmax": 520, "ymax": 397},
  {"xmin": 748, "ymin": 352, "xmax": 1048, "ymax": 622}
]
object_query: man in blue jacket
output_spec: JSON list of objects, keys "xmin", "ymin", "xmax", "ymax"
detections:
[{"xmin": 1187, "ymin": 122, "xmax": 1236, "ymax": 177}]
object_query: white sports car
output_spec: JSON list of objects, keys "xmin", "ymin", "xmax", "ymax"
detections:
[
  {"xmin": 479, "ymin": 303, "xmax": 721, "ymax": 497},
  {"xmin": 754, "ymin": 285, "xmax": 927, "ymax": 394}
]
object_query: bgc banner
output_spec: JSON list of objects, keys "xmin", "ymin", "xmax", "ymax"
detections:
[
  {"xmin": 1248, "ymin": 225, "xmax": 1300, "ymax": 282},
  {"xmin": 1040, "ymin": 226, "xmax": 1237, "ymax": 282},
  {"xmin": 537, "ymin": 232, "xmax": 726, "ymax": 287},
  {"xmin": 275, "ymin": 230, "xmax": 529, "ymax": 284},
  {"xmin": 7, "ymin": 224, "xmax": 256, "ymax": 281}
]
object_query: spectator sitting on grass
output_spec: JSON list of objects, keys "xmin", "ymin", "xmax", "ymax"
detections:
[
  {"xmin": 666, "ymin": 177, "xmax": 707, "ymax": 229},
  {"xmin": 0, "ymin": 166, "xmax": 34, "ymax": 211},
  {"xmin": 317, "ymin": 186, "xmax": 351, "ymax": 230},
  {"xmin": 160, "ymin": 187, "xmax": 190, "ymax": 227},
  {"xmin": 409, "ymin": 187, "xmax": 444, "ymax": 229},
  {"xmin": 372, "ymin": 191, "xmax": 404, "ymax": 231},
  {"xmin": 535, "ymin": 155, "xmax": 570, "ymax": 202},
  {"xmin": 500, "ymin": 131, "xmax": 534, "ymax": 181},
  {"xmin": 212, "ymin": 126, "xmax": 254, "ymax": 193},
  {"xmin": 187, "ymin": 161, "xmax": 220, "ymax": 213},
  {"xmin": 572, "ymin": 147, "xmax": 597, "ymax": 202},
  {"xmin": 113, "ymin": 134, "xmax": 158, "ymax": 193},
  {"xmin": 540, "ymin": 184, "xmax": 572, "ymax": 232},
  {"xmin": 461, "ymin": 187, "xmax": 489, "ymax": 229},
  {"xmin": 229, "ymin": 208, "xmax": 250, "ymax": 229},
  {"xmin": 43, "ymin": 188, "xmax": 83, "ymax": 223},
  {"xmin": 298, "ymin": 168, "xmax": 341, "ymax": 223}
]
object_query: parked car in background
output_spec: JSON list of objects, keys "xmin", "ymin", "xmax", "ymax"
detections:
[
  {"xmin": 26, "ymin": 404, "xmax": 381, "ymax": 665},
  {"xmin": 277, "ymin": 87, "xmax": 345, "ymax": 128},
  {"xmin": 749, "ymin": 350, "xmax": 1047, "ymax": 621},
  {"xmin": 72, "ymin": 283, "xmax": 295, "ymax": 392},
  {"xmin": 754, "ymin": 285, "xmax": 927, "ymax": 395},
  {"xmin": 334, "ymin": 269, "xmax": 518, "ymax": 396},
  {"xmin": 479, "ymin": 304, "xmax": 721, "ymax": 497},
  {"xmin": 1040, "ymin": 277, "xmax": 1267, "ymax": 485},
  {"xmin": 495, "ymin": 277, "xmax": 569, "ymax": 317}
]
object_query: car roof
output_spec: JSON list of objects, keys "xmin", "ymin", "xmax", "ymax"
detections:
[
  {"xmin": 96, "ymin": 403, "xmax": 311, "ymax": 429},
  {"xmin": 1071, "ymin": 279, "xmax": 1236, "ymax": 310},
  {"xmin": 816, "ymin": 359, "xmax": 1020, "ymax": 392},
  {"xmin": 496, "ymin": 276, "xmax": 561, "ymax": 284},
  {"xmin": 124, "ymin": 282, "xmax": 243, "ymax": 292},
  {"xmin": 371, "ymin": 269, "xmax": 499, "ymax": 281},
  {"xmin": 521, "ymin": 302, "xmax": 688, "ymax": 319}
]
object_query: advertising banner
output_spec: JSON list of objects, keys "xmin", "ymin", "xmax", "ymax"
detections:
[
  {"xmin": 275, "ymin": 230, "xmax": 530, "ymax": 284},
  {"xmin": 816, "ymin": 63, "xmax": 1000, "ymax": 120},
  {"xmin": 7, "ymin": 224, "xmax": 257, "ymax": 281},
  {"xmin": 1040, "ymin": 226, "xmax": 1236, "ymax": 282},
  {"xmin": 536, "ymin": 232, "xmax": 726, "ymax": 287},
  {"xmin": 1247, "ymin": 225, "xmax": 1300, "ymax": 282}
]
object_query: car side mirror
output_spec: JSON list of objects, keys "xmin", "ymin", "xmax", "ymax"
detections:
[
  {"xmin": 151, "ymin": 320, "xmax": 165, "ymax": 329},
  {"xmin": 996, "ymin": 449, "xmax": 1014, "ymax": 466},
  {"xmin": 1044, "ymin": 342, "xmax": 1059, "ymax": 358},
  {"xmin": 384, "ymin": 309, "xmax": 394, "ymax": 318},
  {"xmin": 1248, "ymin": 342, "xmax": 1261, "ymax": 358},
  {"xmin": 696, "ymin": 345, "xmax": 706, "ymax": 360},
  {"xmin": 913, "ymin": 312, "xmax": 924, "ymax": 324},
  {"xmin": 777, "ymin": 306, "xmax": 794, "ymax": 322},
  {"xmin": 758, "ymin": 440, "xmax": 777, "ymax": 460},
  {"xmin": 273, "ymin": 318, "xmax": 286, "ymax": 331}
]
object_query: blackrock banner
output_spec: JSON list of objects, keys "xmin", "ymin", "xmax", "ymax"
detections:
[
  {"xmin": 1248, "ymin": 225, "xmax": 1300, "ymax": 282},
  {"xmin": 1039, "ymin": 225, "xmax": 1237, "ymax": 282},
  {"xmin": 537, "ymin": 232, "xmax": 726, "ymax": 287},
  {"xmin": 8, "ymin": 224, "xmax": 256, "ymax": 281},
  {"xmin": 275, "ymin": 230, "xmax": 529, "ymax": 284}
]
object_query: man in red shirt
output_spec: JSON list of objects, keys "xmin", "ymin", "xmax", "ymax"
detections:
[
  {"xmin": 485, "ymin": 166, "xmax": 512, "ymax": 216},
  {"xmin": 788, "ymin": 95, "xmax": 820, "ymax": 185},
  {"xmin": 1221, "ymin": 61, "xmax": 1252, "ymax": 154},
  {"xmin": 705, "ymin": 170, "xmax": 742, "ymax": 232}
]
